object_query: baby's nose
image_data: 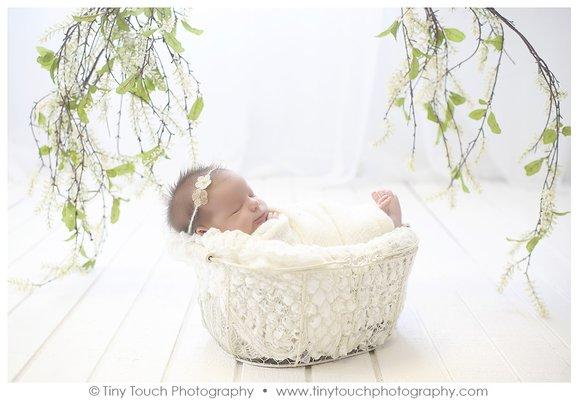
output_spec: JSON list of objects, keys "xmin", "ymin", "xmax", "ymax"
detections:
[{"xmin": 249, "ymin": 198, "xmax": 259, "ymax": 210}]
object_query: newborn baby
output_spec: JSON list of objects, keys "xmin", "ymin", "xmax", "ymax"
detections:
[{"xmin": 166, "ymin": 164, "xmax": 403, "ymax": 243}]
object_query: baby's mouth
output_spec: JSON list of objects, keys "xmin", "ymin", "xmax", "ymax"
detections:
[{"xmin": 253, "ymin": 210, "xmax": 267, "ymax": 224}]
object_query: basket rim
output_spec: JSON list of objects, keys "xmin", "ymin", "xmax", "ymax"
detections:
[{"xmin": 178, "ymin": 226, "xmax": 419, "ymax": 272}]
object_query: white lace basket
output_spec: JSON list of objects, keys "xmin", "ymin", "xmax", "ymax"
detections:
[{"xmin": 178, "ymin": 227, "xmax": 418, "ymax": 367}]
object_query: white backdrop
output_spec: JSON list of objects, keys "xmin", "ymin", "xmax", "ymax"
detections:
[{"xmin": 7, "ymin": 8, "xmax": 571, "ymax": 189}]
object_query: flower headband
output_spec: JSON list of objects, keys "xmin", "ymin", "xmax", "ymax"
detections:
[{"xmin": 187, "ymin": 167, "xmax": 217, "ymax": 235}]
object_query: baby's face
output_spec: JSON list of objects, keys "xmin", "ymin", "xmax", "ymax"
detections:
[{"xmin": 196, "ymin": 170, "xmax": 269, "ymax": 235}]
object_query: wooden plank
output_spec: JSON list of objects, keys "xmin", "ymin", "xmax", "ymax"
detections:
[
  {"xmin": 483, "ymin": 182, "xmax": 570, "ymax": 260},
  {"xmin": 7, "ymin": 182, "xmax": 28, "ymax": 209},
  {"xmin": 160, "ymin": 285, "xmax": 238, "ymax": 382},
  {"xmin": 409, "ymin": 182, "xmax": 571, "ymax": 347},
  {"xmin": 87, "ymin": 255, "xmax": 197, "ymax": 382},
  {"xmin": 9, "ymin": 197, "xmax": 165, "ymax": 382},
  {"xmin": 310, "ymin": 353, "xmax": 377, "ymax": 382},
  {"xmin": 374, "ymin": 301, "xmax": 451, "ymax": 382},
  {"xmin": 8, "ymin": 197, "xmax": 36, "ymax": 231},
  {"xmin": 479, "ymin": 182, "xmax": 570, "ymax": 298},
  {"xmin": 390, "ymin": 181, "xmax": 569, "ymax": 380},
  {"xmin": 8, "ymin": 216, "xmax": 52, "ymax": 265},
  {"xmin": 353, "ymin": 182, "xmax": 521, "ymax": 381},
  {"xmin": 240, "ymin": 365, "xmax": 307, "ymax": 382},
  {"xmin": 7, "ymin": 194, "xmax": 147, "ymax": 313}
]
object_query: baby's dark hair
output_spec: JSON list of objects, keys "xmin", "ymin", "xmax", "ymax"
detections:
[{"xmin": 165, "ymin": 163, "xmax": 225, "ymax": 234}]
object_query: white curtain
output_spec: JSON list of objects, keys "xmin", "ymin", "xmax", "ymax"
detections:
[{"xmin": 7, "ymin": 8, "xmax": 570, "ymax": 189}]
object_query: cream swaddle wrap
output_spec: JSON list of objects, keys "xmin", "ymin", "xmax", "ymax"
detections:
[
  {"xmin": 254, "ymin": 201, "xmax": 394, "ymax": 246},
  {"xmin": 191, "ymin": 200, "xmax": 397, "ymax": 269}
]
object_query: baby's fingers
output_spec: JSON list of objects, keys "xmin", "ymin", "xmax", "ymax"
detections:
[{"xmin": 379, "ymin": 196, "xmax": 392, "ymax": 207}]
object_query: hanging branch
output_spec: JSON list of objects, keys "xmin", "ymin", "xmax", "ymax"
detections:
[
  {"xmin": 9, "ymin": 7, "xmax": 205, "ymax": 291},
  {"xmin": 376, "ymin": 7, "xmax": 570, "ymax": 316}
]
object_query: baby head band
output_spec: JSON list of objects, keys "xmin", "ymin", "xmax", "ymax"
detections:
[{"xmin": 187, "ymin": 167, "xmax": 217, "ymax": 235}]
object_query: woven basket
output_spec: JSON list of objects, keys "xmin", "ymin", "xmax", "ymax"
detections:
[{"xmin": 187, "ymin": 228, "xmax": 418, "ymax": 367}]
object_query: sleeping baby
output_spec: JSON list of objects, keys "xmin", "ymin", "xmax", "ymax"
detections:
[{"xmin": 166, "ymin": 164, "xmax": 404, "ymax": 248}]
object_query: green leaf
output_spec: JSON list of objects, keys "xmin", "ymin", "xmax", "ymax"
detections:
[
  {"xmin": 142, "ymin": 28, "xmax": 157, "ymax": 37},
  {"xmin": 38, "ymin": 145, "xmax": 51, "ymax": 156},
  {"xmin": 61, "ymin": 202, "xmax": 77, "ymax": 231},
  {"xmin": 76, "ymin": 93, "xmax": 92, "ymax": 124},
  {"xmin": 394, "ymin": 97, "xmax": 405, "ymax": 107},
  {"xmin": 79, "ymin": 246, "xmax": 88, "ymax": 258},
  {"xmin": 408, "ymin": 55, "xmax": 419, "ymax": 80},
  {"xmin": 478, "ymin": 98, "xmax": 488, "ymax": 105},
  {"xmin": 487, "ymin": 111, "xmax": 501, "ymax": 134},
  {"xmin": 524, "ymin": 158, "xmax": 544, "ymax": 176},
  {"xmin": 126, "ymin": 8, "xmax": 145, "ymax": 16},
  {"xmin": 37, "ymin": 112, "xmax": 46, "ymax": 126},
  {"xmin": 433, "ymin": 29, "xmax": 445, "ymax": 47},
  {"xmin": 376, "ymin": 20, "xmax": 399, "ymax": 39},
  {"xmin": 155, "ymin": 8, "xmax": 172, "ymax": 21},
  {"xmin": 163, "ymin": 31, "xmax": 184, "ymax": 54},
  {"xmin": 460, "ymin": 176, "xmax": 470, "ymax": 193},
  {"xmin": 106, "ymin": 162, "xmax": 135, "ymax": 178},
  {"xmin": 562, "ymin": 126, "xmax": 571, "ymax": 136},
  {"xmin": 449, "ymin": 91, "xmax": 466, "ymax": 105},
  {"xmin": 445, "ymin": 100, "xmax": 454, "ymax": 122},
  {"xmin": 187, "ymin": 96, "xmax": 204, "ymax": 121},
  {"xmin": 67, "ymin": 149, "xmax": 80, "ymax": 167},
  {"xmin": 181, "ymin": 20, "xmax": 204, "ymax": 35},
  {"xmin": 49, "ymin": 57, "xmax": 60, "ymax": 82},
  {"xmin": 553, "ymin": 210, "xmax": 570, "ymax": 216},
  {"xmin": 468, "ymin": 109, "xmax": 486, "ymax": 120},
  {"xmin": 451, "ymin": 166, "xmax": 461, "ymax": 180},
  {"xmin": 64, "ymin": 232, "xmax": 77, "ymax": 242},
  {"xmin": 526, "ymin": 236, "xmax": 540, "ymax": 253},
  {"xmin": 443, "ymin": 28, "xmax": 465, "ymax": 42},
  {"xmin": 36, "ymin": 46, "xmax": 53, "ymax": 57},
  {"xmin": 116, "ymin": 13, "xmax": 130, "ymax": 31},
  {"xmin": 144, "ymin": 77, "xmax": 155, "ymax": 92},
  {"xmin": 412, "ymin": 47, "xmax": 425, "ymax": 58},
  {"xmin": 73, "ymin": 14, "xmax": 99, "ymax": 23},
  {"xmin": 76, "ymin": 99, "xmax": 89, "ymax": 123},
  {"xmin": 485, "ymin": 35, "xmax": 504, "ymax": 51},
  {"xmin": 36, "ymin": 47, "xmax": 55, "ymax": 72},
  {"xmin": 68, "ymin": 150, "xmax": 80, "ymax": 166},
  {"xmin": 116, "ymin": 73, "xmax": 139, "ymax": 95},
  {"xmin": 111, "ymin": 198, "xmax": 120, "ymax": 224},
  {"xmin": 435, "ymin": 126, "xmax": 443, "ymax": 145},
  {"xmin": 80, "ymin": 259, "xmax": 96, "ymax": 271},
  {"xmin": 77, "ymin": 107, "xmax": 88, "ymax": 124},
  {"xmin": 424, "ymin": 102, "xmax": 439, "ymax": 124},
  {"xmin": 542, "ymin": 128, "xmax": 557, "ymax": 144},
  {"xmin": 139, "ymin": 145, "xmax": 165, "ymax": 165},
  {"xmin": 129, "ymin": 78, "xmax": 151, "ymax": 102},
  {"xmin": 97, "ymin": 59, "xmax": 114, "ymax": 76}
]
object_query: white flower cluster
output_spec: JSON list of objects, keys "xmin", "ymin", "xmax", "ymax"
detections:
[
  {"xmin": 386, "ymin": 63, "xmax": 407, "ymax": 104},
  {"xmin": 372, "ymin": 118, "xmax": 394, "ymax": 148},
  {"xmin": 537, "ymin": 186, "xmax": 556, "ymax": 238},
  {"xmin": 158, "ymin": 18, "xmax": 175, "ymax": 34}
]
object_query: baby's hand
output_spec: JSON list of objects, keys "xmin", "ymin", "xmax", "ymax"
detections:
[{"xmin": 371, "ymin": 189, "xmax": 402, "ymax": 228}]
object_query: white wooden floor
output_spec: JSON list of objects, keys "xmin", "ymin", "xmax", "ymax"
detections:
[{"xmin": 6, "ymin": 178, "xmax": 571, "ymax": 382}]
